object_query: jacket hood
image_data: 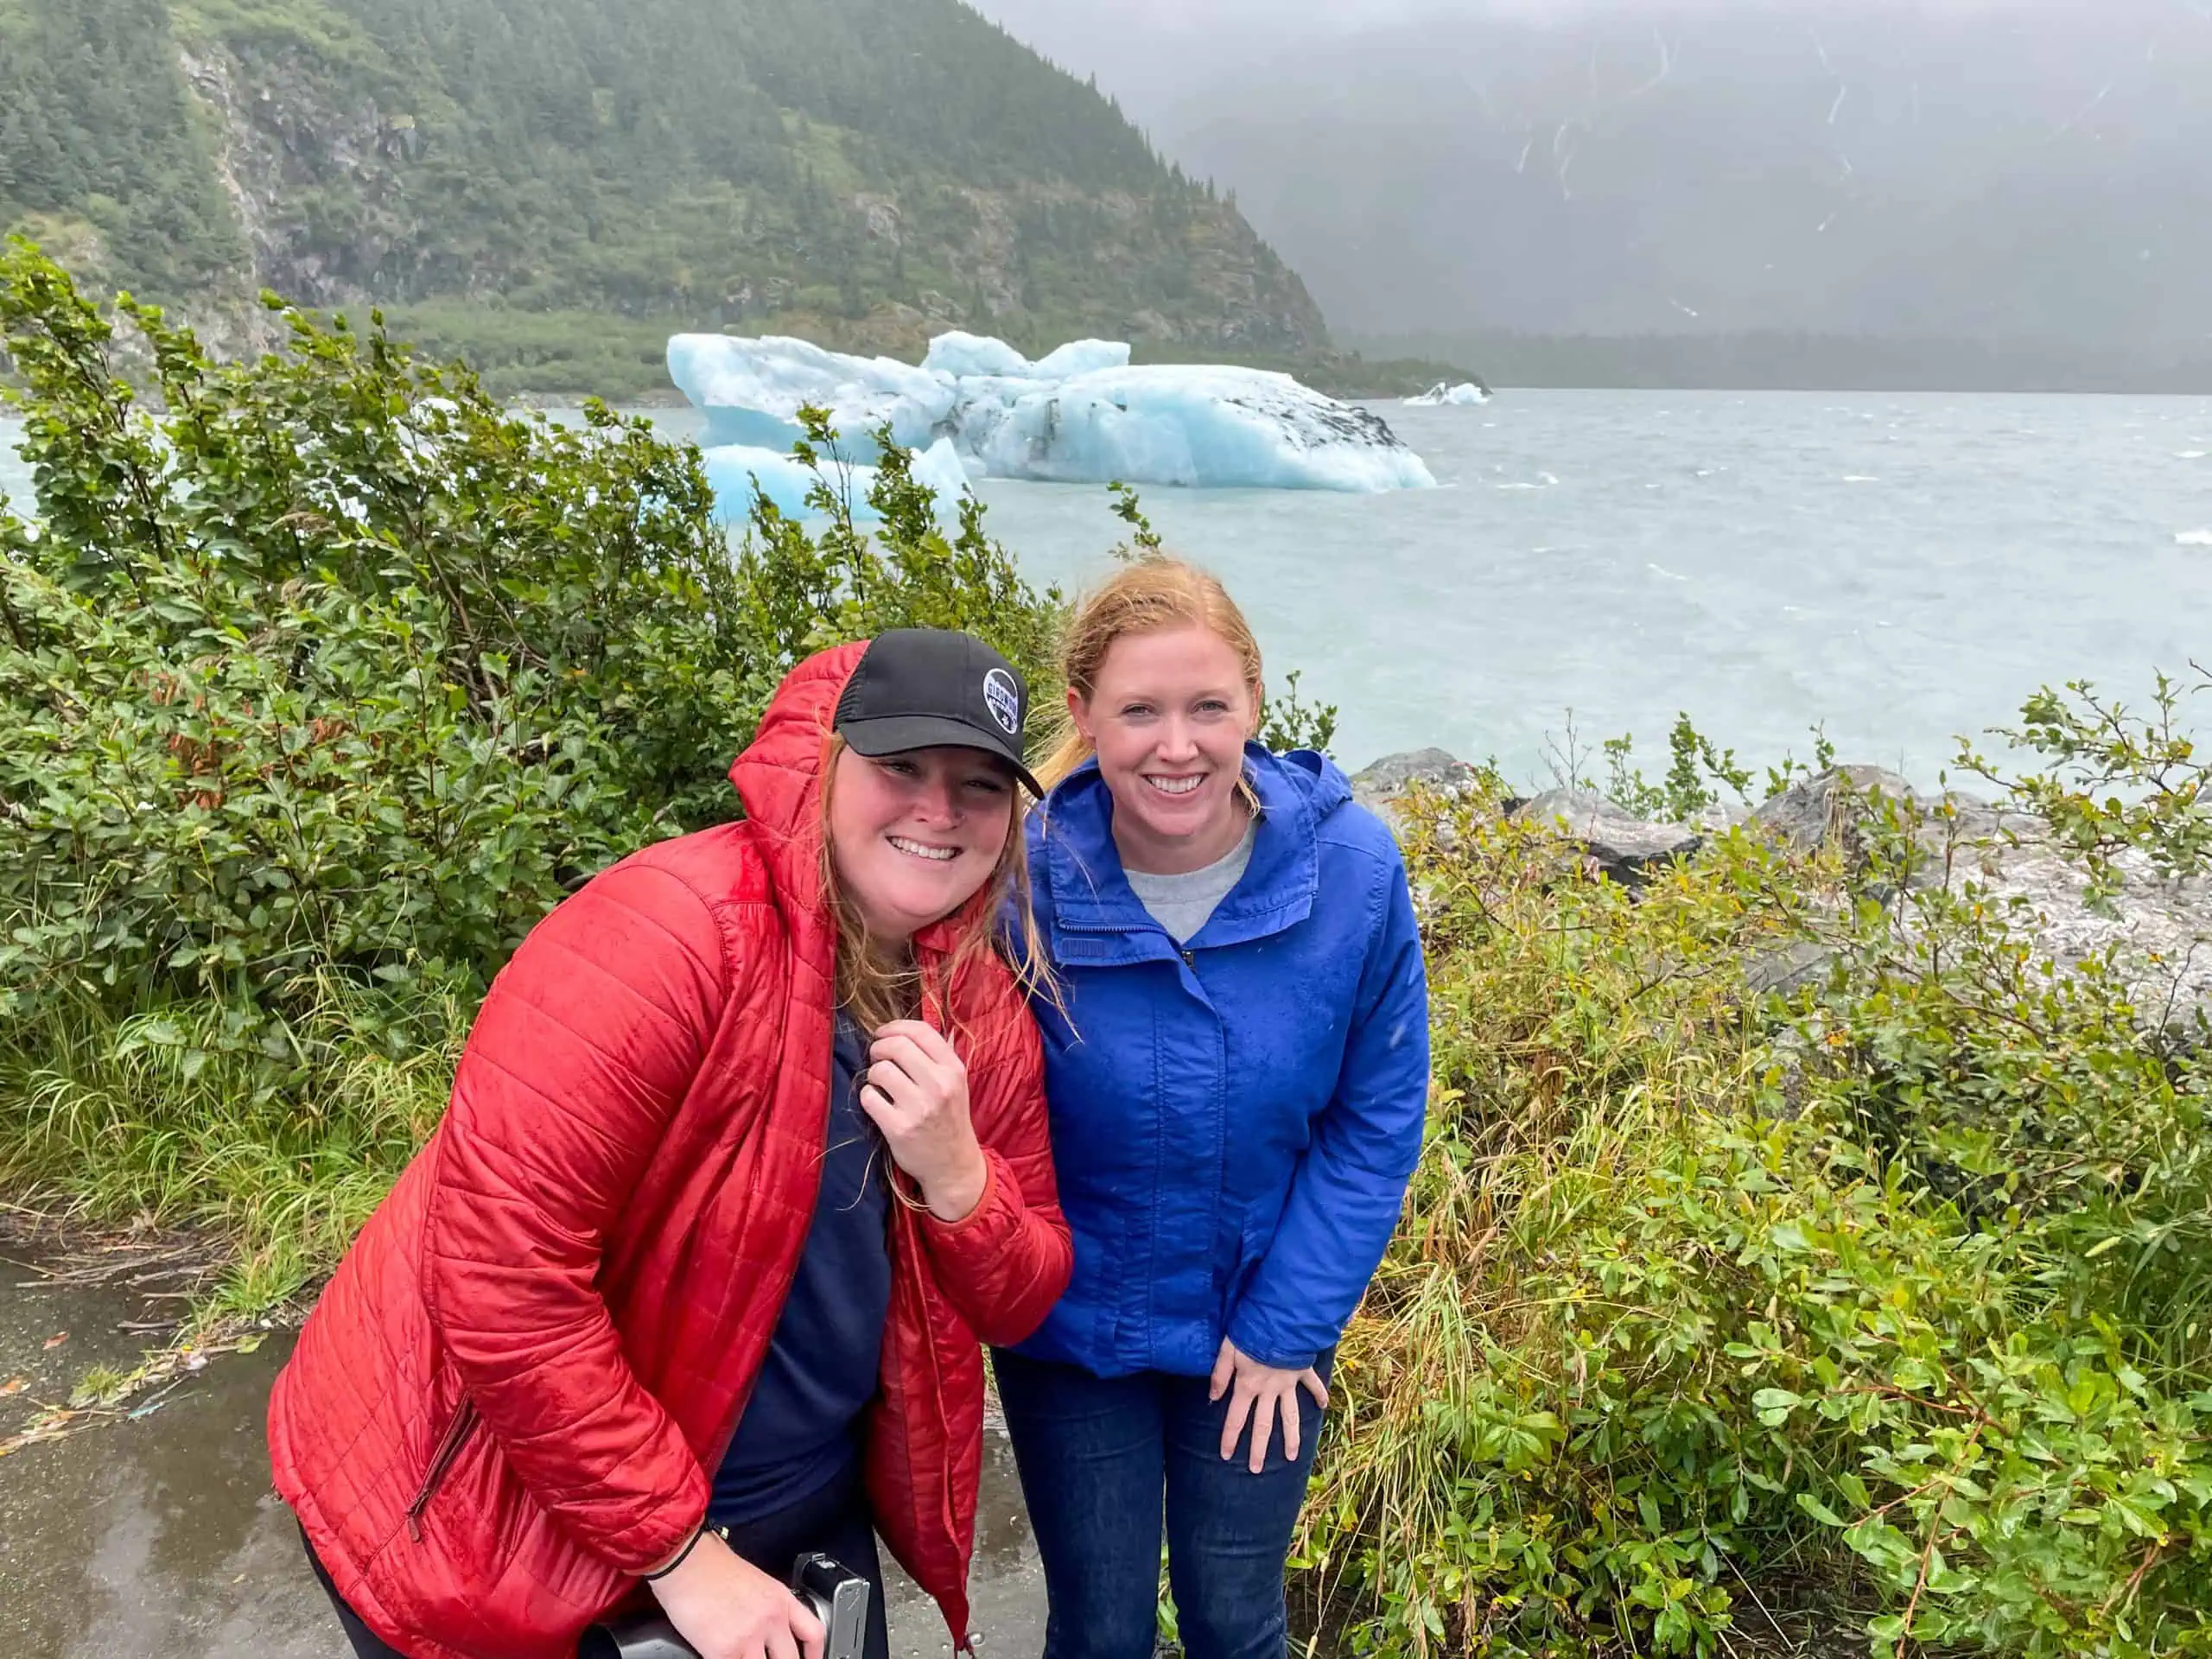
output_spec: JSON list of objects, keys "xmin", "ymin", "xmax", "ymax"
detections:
[
  {"xmin": 1268, "ymin": 744, "xmax": 1355, "ymax": 822},
  {"xmin": 731, "ymin": 643, "xmax": 860, "ymax": 849},
  {"xmin": 1031, "ymin": 744, "xmax": 1357, "ymax": 959},
  {"xmin": 728, "ymin": 641, "xmax": 999, "ymax": 963}
]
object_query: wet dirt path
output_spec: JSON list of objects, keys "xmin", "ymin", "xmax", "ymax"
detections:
[{"xmin": 0, "ymin": 1250, "xmax": 1046, "ymax": 1657}]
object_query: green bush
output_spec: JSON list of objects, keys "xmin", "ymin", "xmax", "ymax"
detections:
[
  {"xmin": 0, "ymin": 238, "xmax": 1058, "ymax": 1298},
  {"xmin": 1300, "ymin": 707, "xmax": 2212, "ymax": 1656},
  {"xmin": 0, "ymin": 238, "xmax": 1058, "ymax": 1028}
]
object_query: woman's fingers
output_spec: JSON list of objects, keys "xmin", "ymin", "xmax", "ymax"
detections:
[
  {"xmin": 865, "ymin": 1031, "xmax": 970, "ymax": 1129},
  {"xmin": 1211, "ymin": 1340, "xmax": 1324, "ymax": 1471},
  {"xmin": 1243, "ymin": 1386, "xmax": 1284, "ymax": 1473},
  {"xmin": 867, "ymin": 1031, "xmax": 939, "ymax": 1084},
  {"xmin": 1274, "ymin": 1389, "xmax": 1300, "ymax": 1470},
  {"xmin": 789, "ymin": 1592, "xmax": 827, "ymax": 1659},
  {"xmin": 874, "ymin": 1019, "xmax": 960, "ymax": 1068},
  {"xmin": 861, "ymin": 1059, "xmax": 918, "ymax": 1116},
  {"xmin": 855, "ymin": 1075, "xmax": 908, "ymax": 1137},
  {"xmin": 1219, "ymin": 1379, "xmax": 1255, "ymax": 1463}
]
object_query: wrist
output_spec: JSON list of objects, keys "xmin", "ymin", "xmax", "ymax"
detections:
[
  {"xmin": 644, "ymin": 1521, "xmax": 709, "ymax": 1582},
  {"xmin": 920, "ymin": 1146, "xmax": 989, "ymax": 1224}
]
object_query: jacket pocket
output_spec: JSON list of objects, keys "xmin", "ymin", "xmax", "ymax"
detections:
[{"xmin": 404, "ymin": 1399, "xmax": 480, "ymax": 1542}]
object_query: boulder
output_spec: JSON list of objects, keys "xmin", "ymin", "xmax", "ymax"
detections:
[
  {"xmin": 1511, "ymin": 789, "xmax": 1700, "ymax": 886},
  {"xmin": 1750, "ymin": 766, "xmax": 1918, "ymax": 862},
  {"xmin": 1351, "ymin": 747, "xmax": 1482, "ymax": 827},
  {"xmin": 1750, "ymin": 766, "xmax": 2210, "ymax": 1027},
  {"xmin": 1960, "ymin": 836, "xmax": 2212, "ymax": 1032}
]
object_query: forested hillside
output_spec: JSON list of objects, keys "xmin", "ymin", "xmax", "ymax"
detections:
[{"xmin": 0, "ymin": 0, "xmax": 1325, "ymax": 391}]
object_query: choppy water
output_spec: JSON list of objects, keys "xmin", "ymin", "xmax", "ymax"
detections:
[{"xmin": 9, "ymin": 391, "xmax": 2210, "ymax": 782}]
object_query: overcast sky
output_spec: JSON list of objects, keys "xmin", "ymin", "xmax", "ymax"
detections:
[
  {"xmin": 972, "ymin": 0, "xmax": 2183, "ymax": 110},
  {"xmin": 968, "ymin": 0, "xmax": 2212, "ymax": 345}
]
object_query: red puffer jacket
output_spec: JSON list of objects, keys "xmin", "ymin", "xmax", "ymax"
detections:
[{"xmin": 267, "ymin": 642, "xmax": 1071, "ymax": 1659}]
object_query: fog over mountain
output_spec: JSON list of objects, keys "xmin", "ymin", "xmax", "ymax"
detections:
[{"xmin": 976, "ymin": 0, "xmax": 2212, "ymax": 353}]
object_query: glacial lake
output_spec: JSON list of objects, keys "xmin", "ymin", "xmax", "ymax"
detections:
[{"xmin": 7, "ymin": 390, "xmax": 2210, "ymax": 785}]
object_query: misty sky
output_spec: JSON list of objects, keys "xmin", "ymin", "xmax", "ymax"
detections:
[{"xmin": 969, "ymin": 0, "xmax": 2212, "ymax": 347}]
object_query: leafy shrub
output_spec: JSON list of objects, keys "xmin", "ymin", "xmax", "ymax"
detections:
[
  {"xmin": 0, "ymin": 238, "xmax": 1058, "ymax": 1037},
  {"xmin": 1300, "ymin": 702, "xmax": 2212, "ymax": 1656},
  {"xmin": 0, "ymin": 239, "xmax": 1059, "ymax": 1299}
]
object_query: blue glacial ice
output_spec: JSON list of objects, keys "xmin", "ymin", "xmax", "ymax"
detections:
[
  {"xmin": 666, "ymin": 330, "xmax": 1434, "ymax": 515},
  {"xmin": 1404, "ymin": 380, "xmax": 1490, "ymax": 406},
  {"xmin": 699, "ymin": 435, "xmax": 971, "ymax": 523}
]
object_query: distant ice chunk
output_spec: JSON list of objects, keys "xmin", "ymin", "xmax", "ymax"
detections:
[
  {"xmin": 700, "ymin": 435, "xmax": 971, "ymax": 523},
  {"xmin": 919, "ymin": 333, "xmax": 1132, "ymax": 383},
  {"xmin": 961, "ymin": 365, "xmax": 1434, "ymax": 492},
  {"xmin": 919, "ymin": 331, "xmax": 1033, "ymax": 379},
  {"xmin": 1029, "ymin": 339, "xmax": 1132, "ymax": 380},
  {"xmin": 670, "ymin": 330, "xmax": 1433, "ymax": 496},
  {"xmin": 908, "ymin": 436, "xmax": 975, "ymax": 508},
  {"xmin": 667, "ymin": 334, "xmax": 951, "ymax": 457},
  {"xmin": 1405, "ymin": 380, "xmax": 1491, "ymax": 407}
]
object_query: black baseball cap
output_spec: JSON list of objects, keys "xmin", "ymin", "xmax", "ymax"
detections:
[{"xmin": 835, "ymin": 629, "xmax": 1044, "ymax": 797}]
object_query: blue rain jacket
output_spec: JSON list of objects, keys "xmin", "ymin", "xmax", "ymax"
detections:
[{"xmin": 1013, "ymin": 745, "xmax": 1430, "ymax": 1378}]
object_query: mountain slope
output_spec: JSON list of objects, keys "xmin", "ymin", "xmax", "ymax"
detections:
[{"xmin": 0, "ymin": 0, "xmax": 1325, "ymax": 387}]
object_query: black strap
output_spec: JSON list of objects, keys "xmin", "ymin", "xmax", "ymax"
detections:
[{"xmin": 640, "ymin": 1522, "xmax": 708, "ymax": 1581}]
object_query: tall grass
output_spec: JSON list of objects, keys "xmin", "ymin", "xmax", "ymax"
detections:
[{"xmin": 0, "ymin": 980, "xmax": 461, "ymax": 1316}]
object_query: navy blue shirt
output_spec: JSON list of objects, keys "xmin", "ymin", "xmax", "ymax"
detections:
[{"xmin": 712, "ymin": 1014, "xmax": 893, "ymax": 1522}]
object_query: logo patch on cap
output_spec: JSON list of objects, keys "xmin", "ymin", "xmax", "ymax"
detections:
[{"xmin": 982, "ymin": 667, "xmax": 1022, "ymax": 736}]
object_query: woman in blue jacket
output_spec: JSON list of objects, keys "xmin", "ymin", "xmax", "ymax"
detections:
[{"xmin": 998, "ymin": 556, "xmax": 1430, "ymax": 1659}]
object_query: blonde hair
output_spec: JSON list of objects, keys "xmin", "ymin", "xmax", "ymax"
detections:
[
  {"xmin": 1037, "ymin": 554, "xmax": 1267, "ymax": 792},
  {"xmin": 818, "ymin": 735, "xmax": 1053, "ymax": 1034}
]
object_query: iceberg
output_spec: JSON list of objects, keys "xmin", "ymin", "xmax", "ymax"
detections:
[
  {"xmin": 669, "ymin": 330, "xmax": 1435, "ymax": 507},
  {"xmin": 701, "ymin": 435, "xmax": 971, "ymax": 523},
  {"xmin": 1405, "ymin": 380, "xmax": 1491, "ymax": 407},
  {"xmin": 920, "ymin": 331, "xmax": 1134, "ymax": 382},
  {"xmin": 668, "ymin": 335, "xmax": 951, "ymax": 459}
]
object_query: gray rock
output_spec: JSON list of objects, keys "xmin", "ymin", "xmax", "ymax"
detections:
[
  {"xmin": 1751, "ymin": 767, "xmax": 2048, "ymax": 896},
  {"xmin": 1511, "ymin": 788, "xmax": 1701, "ymax": 885},
  {"xmin": 1751, "ymin": 766, "xmax": 1919, "ymax": 862},
  {"xmin": 1949, "ymin": 834, "xmax": 2212, "ymax": 1032},
  {"xmin": 1748, "ymin": 766, "xmax": 2212, "ymax": 1025},
  {"xmin": 1351, "ymin": 747, "xmax": 1482, "ymax": 829},
  {"xmin": 1690, "ymin": 799, "xmax": 1754, "ymax": 834},
  {"xmin": 1745, "ymin": 938, "xmax": 1840, "ymax": 998}
]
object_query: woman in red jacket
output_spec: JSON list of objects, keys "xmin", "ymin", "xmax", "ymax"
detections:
[{"xmin": 268, "ymin": 630, "xmax": 1073, "ymax": 1659}]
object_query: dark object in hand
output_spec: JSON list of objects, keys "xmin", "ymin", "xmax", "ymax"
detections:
[{"xmin": 577, "ymin": 1551, "xmax": 873, "ymax": 1659}]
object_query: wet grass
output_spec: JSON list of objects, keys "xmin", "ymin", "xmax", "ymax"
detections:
[{"xmin": 0, "ymin": 981, "xmax": 462, "ymax": 1321}]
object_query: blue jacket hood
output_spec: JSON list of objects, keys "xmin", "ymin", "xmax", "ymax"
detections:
[{"xmin": 1030, "ymin": 745, "xmax": 1354, "ymax": 963}]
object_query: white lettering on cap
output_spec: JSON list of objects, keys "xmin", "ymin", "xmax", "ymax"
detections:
[{"xmin": 982, "ymin": 668, "xmax": 1021, "ymax": 735}]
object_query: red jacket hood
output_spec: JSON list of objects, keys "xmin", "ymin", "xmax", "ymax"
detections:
[{"xmin": 729, "ymin": 641, "xmax": 991, "ymax": 963}]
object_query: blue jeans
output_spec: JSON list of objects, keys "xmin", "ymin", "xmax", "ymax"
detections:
[{"xmin": 993, "ymin": 1348, "xmax": 1329, "ymax": 1659}]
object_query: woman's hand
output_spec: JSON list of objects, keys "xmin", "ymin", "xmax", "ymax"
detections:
[
  {"xmin": 1210, "ymin": 1338, "xmax": 1331, "ymax": 1474},
  {"xmin": 647, "ymin": 1529, "xmax": 825, "ymax": 1659},
  {"xmin": 862, "ymin": 1020, "xmax": 989, "ymax": 1223}
]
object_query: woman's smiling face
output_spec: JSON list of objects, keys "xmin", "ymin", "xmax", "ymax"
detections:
[
  {"xmin": 1071, "ymin": 623, "xmax": 1256, "ymax": 875},
  {"xmin": 827, "ymin": 743, "xmax": 1016, "ymax": 942}
]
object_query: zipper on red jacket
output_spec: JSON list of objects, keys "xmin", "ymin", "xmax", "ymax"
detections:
[
  {"xmin": 404, "ymin": 1400, "xmax": 479, "ymax": 1541},
  {"xmin": 917, "ymin": 957, "xmax": 977, "ymax": 1651}
]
